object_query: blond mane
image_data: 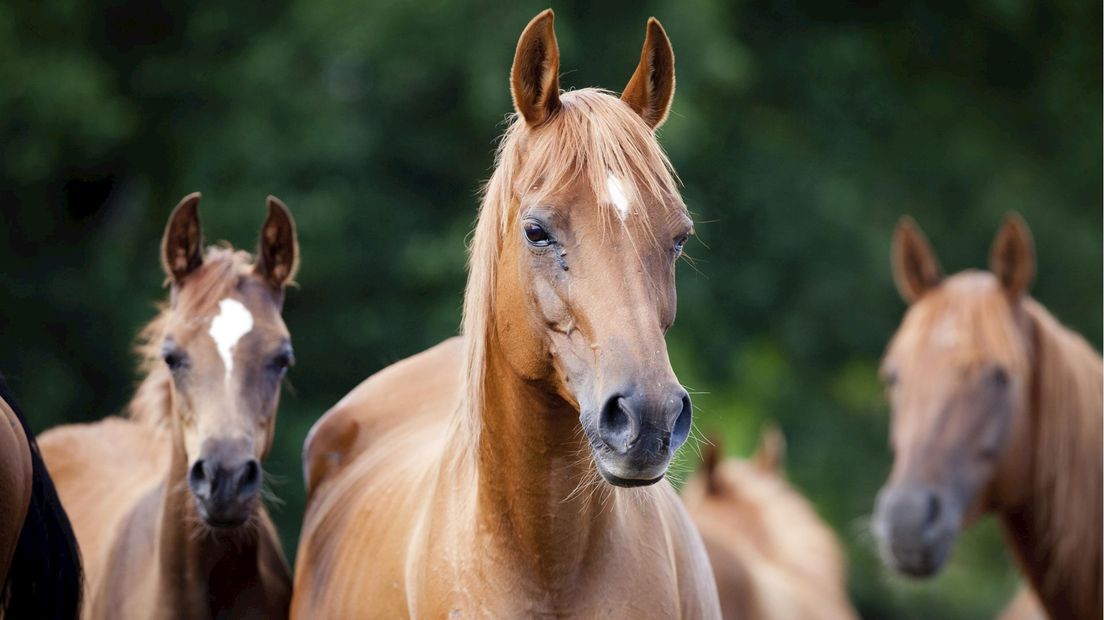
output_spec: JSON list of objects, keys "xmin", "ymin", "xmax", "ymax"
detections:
[
  {"xmin": 128, "ymin": 246, "xmax": 255, "ymax": 424},
  {"xmin": 1022, "ymin": 297, "xmax": 1103, "ymax": 601},
  {"xmin": 454, "ymin": 88, "xmax": 685, "ymax": 450}
]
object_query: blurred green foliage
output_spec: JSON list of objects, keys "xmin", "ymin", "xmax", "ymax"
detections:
[{"xmin": 0, "ymin": 0, "xmax": 1098, "ymax": 617}]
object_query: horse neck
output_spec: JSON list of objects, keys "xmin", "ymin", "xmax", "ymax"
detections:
[
  {"xmin": 999, "ymin": 301, "xmax": 1103, "ymax": 619},
  {"xmin": 153, "ymin": 409, "xmax": 266, "ymax": 616},
  {"xmin": 465, "ymin": 332, "xmax": 616, "ymax": 589}
]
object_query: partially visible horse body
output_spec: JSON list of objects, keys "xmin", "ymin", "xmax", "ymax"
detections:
[
  {"xmin": 874, "ymin": 215, "xmax": 1102, "ymax": 619},
  {"xmin": 683, "ymin": 429, "xmax": 856, "ymax": 620},
  {"xmin": 40, "ymin": 194, "xmax": 299, "ymax": 619},
  {"xmin": 293, "ymin": 11, "xmax": 720, "ymax": 618},
  {"xmin": 0, "ymin": 374, "xmax": 83, "ymax": 619}
]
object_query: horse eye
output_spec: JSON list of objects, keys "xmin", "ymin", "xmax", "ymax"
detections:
[
  {"xmin": 673, "ymin": 234, "xmax": 690, "ymax": 256},
  {"xmin": 523, "ymin": 221, "xmax": 551, "ymax": 247},
  {"xmin": 989, "ymin": 365, "xmax": 1009, "ymax": 388},
  {"xmin": 269, "ymin": 349, "xmax": 294, "ymax": 374},
  {"xmin": 163, "ymin": 349, "xmax": 188, "ymax": 372}
]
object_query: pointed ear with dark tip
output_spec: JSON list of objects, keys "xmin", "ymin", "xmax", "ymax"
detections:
[
  {"xmin": 703, "ymin": 437, "xmax": 722, "ymax": 494},
  {"xmin": 621, "ymin": 18, "xmax": 676, "ymax": 130},
  {"xmin": 753, "ymin": 423, "xmax": 785, "ymax": 473},
  {"xmin": 891, "ymin": 216, "xmax": 943, "ymax": 304},
  {"xmin": 161, "ymin": 192, "xmax": 204, "ymax": 284},
  {"xmin": 254, "ymin": 196, "xmax": 299, "ymax": 291},
  {"xmin": 511, "ymin": 9, "xmax": 561, "ymax": 127},
  {"xmin": 989, "ymin": 213, "xmax": 1035, "ymax": 299}
]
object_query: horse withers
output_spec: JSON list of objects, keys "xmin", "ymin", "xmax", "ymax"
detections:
[
  {"xmin": 39, "ymin": 194, "xmax": 298, "ymax": 619},
  {"xmin": 873, "ymin": 214, "xmax": 1102, "ymax": 619},
  {"xmin": 294, "ymin": 10, "xmax": 720, "ymax": 618}
]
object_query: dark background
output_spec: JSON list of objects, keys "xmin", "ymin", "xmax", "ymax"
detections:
[{"xmin": 1, "ymin": 0, "xmax": 1099, "ymax": 617}]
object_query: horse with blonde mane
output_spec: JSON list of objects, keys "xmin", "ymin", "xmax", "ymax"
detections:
[
  {"xmin": 873, "ymin": 214, "xmax": 1102, "ymax": 619},
  {"xmin": 0, "ymin": 374, "xmax": 83, "ymax": 618},
  {"xmin": 293, "ymin": 10, "xmax": 720, "ymax": 617},
  {"xmin": 39, "ymin": 194, "xmax": 298, "ymax": 619},
  {"xmin": 683, "ymin": 428, "xmax": 856, "ymax": 620}
]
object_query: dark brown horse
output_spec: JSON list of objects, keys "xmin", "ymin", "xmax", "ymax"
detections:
[
  {"xmin": 0, "ymin": 374, "xmax": 83, "ymax": 618},
  {"xmin": 873, "ymin": 214, "xmax": 1102, "ymax": 619},
  {"xmin": 40, "ymin": 194, "xmax": 298, "ymax": 619}
]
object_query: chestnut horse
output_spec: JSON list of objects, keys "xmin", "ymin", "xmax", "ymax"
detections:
[
  {"xmin": 873, "ymin": 214, "xmax": 1102, "ymax": 619},
  {"xmin": 39, "ymin": 194, "xmax": 298, "ymax": 619},
  {"xmin": 683, "ymin": 429, "xmax": 856, "ymax": 620},
  {"xmin": 293, "ymin": 10, "xmax": 720, "ymax": 618},
  {"xmin": 0, "ymin": 374, "xmax": 83, "ymax": 618}
]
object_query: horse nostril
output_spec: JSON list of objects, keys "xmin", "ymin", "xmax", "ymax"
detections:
[
  {"xmin": 925, "ymin": 492, "xmax": 942, "ymax": 528},
  {"xmin": 598, "ymin": 395, "xmax": 639, "ymax": 454},
  {"xmin": 670, "ymin": 392, "xmax": 692, "ymax": 450},
  {"xmin": 188, "ymin": 459, "xmax": 211, "ymax": 499},
  {"xmin": 235, "ymin": 459, "xmax": 262, "ymax": 500}
]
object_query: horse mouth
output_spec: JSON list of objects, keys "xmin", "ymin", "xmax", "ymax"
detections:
[{"xmin": 594, "ymin": 460, "xmax": 666, "ymax": 488}]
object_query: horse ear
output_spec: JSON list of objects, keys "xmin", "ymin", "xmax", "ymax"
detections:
[
  {"xmin": 989, "ymin": 213, "xmax": 1035, "ymax": 299},
  {"xmin": 161, "ymin": 192, "xmax": 204, "ymax": 284},
  {"xmin": 891, "ymin": 216, "xmax": 943, "ymax": 304},
  {"xmin": 753, "ymin": 423, "xmax": 785, "ymax": 473},
  {"xmin": 621, "ymin": 18, "xmax": 676, "ymax": 130},
  {"xmin": 702, "ymin": 436, "xmax": 722, "ymax": 494},
  {"xmin": 511, "ymin": 9, "xmax": 561, "ymax": 127},
  {"xmin": 254, "ymin": 196, "xmax": 299, "ymax": 291}
]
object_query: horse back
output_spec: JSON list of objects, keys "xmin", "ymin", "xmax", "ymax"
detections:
[{"xmin": 303, "ymin": 336, "xmax": 464, "ymax": 496}]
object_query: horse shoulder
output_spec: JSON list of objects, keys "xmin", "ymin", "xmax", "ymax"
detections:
[
  {"xmin": 0, "ymin": 397, "xmax": 32, "ymax": 582},
  {"xmin": 303, "ymin": 336, "xmax": 464, "ymax": 495}
]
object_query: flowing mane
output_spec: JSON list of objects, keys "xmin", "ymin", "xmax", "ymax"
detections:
[
  {"xmin": 1023, "ymin": 297, "xmax": 1103, "ymax": 601},
  {"xmin": 128, "ymin": 246, "xmax": 255, "ymax": 424},
  {"xmin": 456, "ymin": 88, "xmax": 685, "ymax": 447}
]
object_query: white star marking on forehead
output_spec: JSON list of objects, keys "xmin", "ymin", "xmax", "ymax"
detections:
[
  {"xmin": 208, "ymin": 298, "xmax": 254, "ymax": 381},
  {"xmin": 606, "ymin": 173, "xmax": 630, "ymax": 221}
]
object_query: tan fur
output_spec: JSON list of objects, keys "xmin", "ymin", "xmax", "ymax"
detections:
[
  {"xmin": 0, "ymin": 395, "xmax": 32, "ymax": 585},
  {"xmin": 879, "ymin": 215, "xmax": 1102, "ymax": 620},
  {"xmin": 683, "ymin": 431, "xmax": 857, "ymax": 620},
  {"xmin": 40, "ymin": 203, "xmax": 297, "ymax": 619},
  {"xmin": 293, "ymin": 12, "xmax": 718, "ymax": 617}
]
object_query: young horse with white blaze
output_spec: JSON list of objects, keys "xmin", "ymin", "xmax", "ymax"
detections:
[
  {"xmin": 873, "ymin": 215, "xmax": 1101, "ymax": 620},
  {"xmin": 40, "ymin": 194, "xmax": 298, "ymax": 619},
  {"xmin": 294, "ymin": 10, "xmax": 720, "ymax": 617}
]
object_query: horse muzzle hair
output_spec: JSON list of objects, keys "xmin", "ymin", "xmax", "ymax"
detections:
[
  {"xmin": 587, "ymin": 382, "xmax": 692, "ymax": 487},
  {"xmin": 187, "ymin": 439, "xmax": 263, "ymax": 528}
]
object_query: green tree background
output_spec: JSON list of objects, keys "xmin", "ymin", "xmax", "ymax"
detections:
[{"xmin": 0, "ymin": 0, "xmax": 1099, "ymax": 617}]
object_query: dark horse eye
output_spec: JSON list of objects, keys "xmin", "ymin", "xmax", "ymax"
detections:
[
  {"xmin": 269, "ymin": 348, "xmax": 294, "ymax": 374},
  {"xmin": 523, "ymin": 221, "xmax": 552, "ymax": 247},
  {"xmin": 163, "ymin": 349, "xmax": 188, "ymax": 372},
  {"xmin": 673, "ymin": 233, "xmax": 690, "ymax": 256}
]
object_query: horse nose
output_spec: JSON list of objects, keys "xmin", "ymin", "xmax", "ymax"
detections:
[
  {"xmin": 188, "ymin": 457, "xmax": 262, "ymax": 504},
  {"xmin": 881, "ymin": 485, "xmax": 944, "ymax": 542},
  {"xmin": 597, "ymin": 386, "xmax": 692, "ymax": 454}
]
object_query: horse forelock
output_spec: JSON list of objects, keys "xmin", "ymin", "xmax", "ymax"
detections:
[{"xmin": 455, "ymin": 88, "xmax": 685, "ymax": 452}]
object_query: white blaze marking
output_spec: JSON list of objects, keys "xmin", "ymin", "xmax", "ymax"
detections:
[
  {"xmin": 208, "ymin": 298, "xmax": 254, "ymax": 381},
  {"xmin": 606, "ymin": 173, "xmax": 630, "ymax": 220}
]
